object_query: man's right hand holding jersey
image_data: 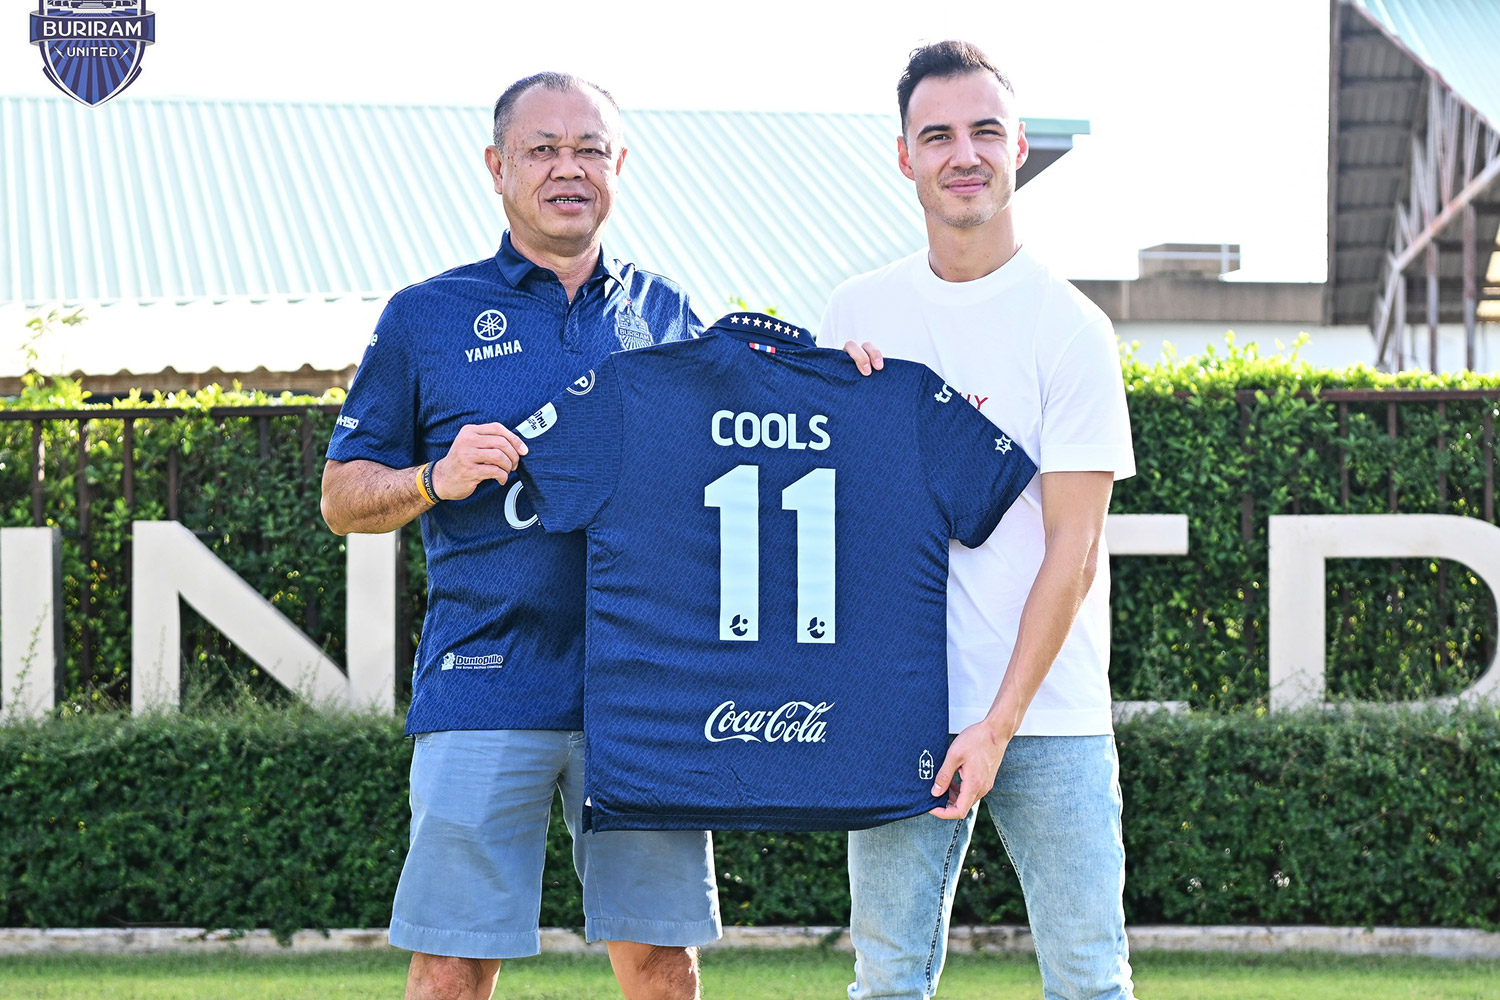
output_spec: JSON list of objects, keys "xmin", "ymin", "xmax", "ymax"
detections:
[{"xmin": 320, "ymin": 422, "xmax": 527, "ymax": 535}]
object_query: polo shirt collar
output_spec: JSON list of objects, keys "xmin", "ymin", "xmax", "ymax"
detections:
[{"xmin": 494, "ymin": 231, "xmax": 626, "ymax": 291}]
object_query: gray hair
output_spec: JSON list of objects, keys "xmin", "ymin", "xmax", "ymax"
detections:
[{"xmin": 492, "ymin": 72, "xmax": 621, "ymax": 149}]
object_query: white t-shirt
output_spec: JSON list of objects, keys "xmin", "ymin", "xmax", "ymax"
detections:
[{"xmin": 818, "ymin": 247, "xmax": 1135, "ymax": 736}]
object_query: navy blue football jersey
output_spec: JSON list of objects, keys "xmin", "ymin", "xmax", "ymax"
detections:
[
  {"xmin": 516, "ymin": 312, "xmax": 1037, "ymax": 832},
  {"xmin": 326, "ymin": 233, "xmax": 699, "ymax": 735}
]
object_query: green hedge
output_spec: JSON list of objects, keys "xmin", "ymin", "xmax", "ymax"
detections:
[
  {"xmin": 3, "ymin": 707, "xmax": 1496, "ymax": 936},
  {"xmin": 6, "ymin": 338, "xmax": 1500, "ymax": 712},
  {"xmin": 0, "ymin": 376, "xmax": 425, "ymax": 708}
]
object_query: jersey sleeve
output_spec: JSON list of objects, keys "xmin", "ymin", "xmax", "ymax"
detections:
[
  {"xmin": 515, "ymin": 362, "xmax": 627, "ymax": 533},
  {"xmin": 1040, "ymin": 315, "xmax": 1136, "ymax": 479},
  {"xmin": 326, "ymin": 300, "xmax": 417, "ymax": 468},
  {"xmin": 913, "ymin": 366, "xmax": 1038, "ymax": 549}
]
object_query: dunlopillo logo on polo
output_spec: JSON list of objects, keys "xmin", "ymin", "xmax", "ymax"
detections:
[{"xmin": 704, "ymin": 700, "xmax": 833, "ymax": 744}]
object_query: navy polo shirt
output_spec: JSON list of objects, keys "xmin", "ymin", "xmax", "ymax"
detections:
[{"xmin": 327, "ymin": 232, "xmax": 701, "ymax": 734}]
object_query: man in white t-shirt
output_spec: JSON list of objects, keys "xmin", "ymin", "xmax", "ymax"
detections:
[{"xmin": 819, "ymin": 40, "xmax": 1138, "ymax": 1000}]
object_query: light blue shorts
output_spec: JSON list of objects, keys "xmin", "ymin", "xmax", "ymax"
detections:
[{"xmin": 388, "ymin": 729, "xmax": 722, "ymax": 959}]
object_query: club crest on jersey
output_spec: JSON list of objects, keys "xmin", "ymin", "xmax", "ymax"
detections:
[
  {"xmin": 28, "ymin": 1, "xmax": 156, "ymax": 107},
  {"xmin": 519, "ymin": 403, "xmax": 557, "ymax": 439},
  {"xmin": 614, "ymin": 306, "xmax": 652, "ymax": 351},
  {"xmin": 566, "ymin": 370, "xmax": 596, "ymax": 396}
]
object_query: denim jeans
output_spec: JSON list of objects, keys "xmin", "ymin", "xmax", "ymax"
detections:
[{"xmin": 847, "ymin": 735, "xmax": 1135, "ymax": 1000}]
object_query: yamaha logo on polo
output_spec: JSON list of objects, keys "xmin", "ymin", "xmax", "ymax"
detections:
[
  {"xmin": 28, "ymin": 0, "xmax": 157, "ymax": 107},
  {"xmin": 466, "ymin": 309, "xmax": 523, "ymax": 363}
]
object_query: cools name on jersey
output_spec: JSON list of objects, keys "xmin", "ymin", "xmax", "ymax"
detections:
[{"xmin": 712, "ymin": 410, "xmax": 830, "ymax": 450}]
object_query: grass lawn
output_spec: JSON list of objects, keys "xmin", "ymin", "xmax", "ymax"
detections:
[{"xmin": 0, "ymin": 948, "xmax": 1497, "ymax": 999}]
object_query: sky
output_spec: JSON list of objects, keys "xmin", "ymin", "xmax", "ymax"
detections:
[{"xmin": 3, "ymin": 0, "xmax": 1334, "ymax": 283}]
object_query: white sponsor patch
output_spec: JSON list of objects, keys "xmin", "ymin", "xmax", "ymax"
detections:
[{"xmin": 519, "ymin": 402, "xmax": 557, "ymax": 439}]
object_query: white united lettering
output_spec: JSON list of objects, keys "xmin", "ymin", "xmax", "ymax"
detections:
[
  {"xmin": 465, "ymin": 341, "xmax": 524, "ymax": 363},
  {"xmin": 711, "ymin": 411, "xmax": 830, "ymax": 451},
  {"xmin": 703, "ymin": 699, "xmax": 833, "ymax": 744}
]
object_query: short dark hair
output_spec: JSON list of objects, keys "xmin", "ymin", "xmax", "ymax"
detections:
[
  {"xmin": 491, "ymin": 72, "xmax": 620, "ymax": 148},
  {"xmin": 896, "ymin": 41, "xmax": 1014, "ymax": 134}
]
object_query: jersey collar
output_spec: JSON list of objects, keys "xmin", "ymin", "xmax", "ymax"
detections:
[
  {"xmin": 494, "ymin": 231, "xmax": 624, "ymax": 291},
  {"xmin": 707, "ymin": 312, "xmax": 813, "ymax": 351}
]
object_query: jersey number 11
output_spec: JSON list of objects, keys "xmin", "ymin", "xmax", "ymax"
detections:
[{"xmin": 704, "ymin": 465, "xmax": 835, "ymax": 644}]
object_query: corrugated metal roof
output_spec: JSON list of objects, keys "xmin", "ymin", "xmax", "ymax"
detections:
[
  {"xmin": 1354, "ymin": 0, "xmax": 1500, "ymax": 130},
  {"xmin": 1326, "ymin": 0, "xmax": 1500, "ymax": 330},
  {"xmin": 1, "ymin": 96, "xmax": 1084, "ymax": 327}
]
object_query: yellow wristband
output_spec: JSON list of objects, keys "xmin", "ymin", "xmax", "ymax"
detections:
[{"xmin": 416, "ymin": 463, "xmax": 440, "ymax": 506}]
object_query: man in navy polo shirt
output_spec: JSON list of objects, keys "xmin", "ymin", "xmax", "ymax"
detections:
[{"xmin": 321, "ymin": 72, "xmax": 719, "ymax": 1000}]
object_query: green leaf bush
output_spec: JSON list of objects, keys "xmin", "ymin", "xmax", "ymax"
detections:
[
  {"xmin": 5, "ymin": 339, "xmax": 1500, "ymax": 933},
  {"xmin": 2, "ymin": 707, "xmax": 1495, "ymax": 935},
  {"xmin": 7, "ymin": 338, "xmax": 1500, "ymax": 712}
]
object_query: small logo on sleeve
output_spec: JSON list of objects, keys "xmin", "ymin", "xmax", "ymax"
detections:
[
  {"xmin": 335, "ymin": 414, "xmax": 359, "ymax": 431},
  {"xmin": 934, "ymin": 384, "xmax": 954, "ymax": 404},
  {"xmin": 519, "ymin": 403, "xmax": 557, "ymax": 439},
  {"xmin": 995, "ymin": 435, "xmax": 1014, "ymax": 453}
]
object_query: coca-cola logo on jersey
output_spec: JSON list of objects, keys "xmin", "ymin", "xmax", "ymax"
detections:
[{"xmin": 704, "ymin": 700, "xmax": 833, "ymax": 744}]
